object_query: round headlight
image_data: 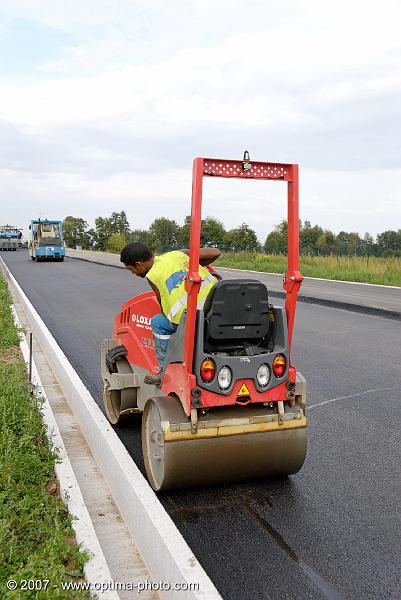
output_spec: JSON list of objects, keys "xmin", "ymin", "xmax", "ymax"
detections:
[
  {"xmin": 257, "ymin": 364, "xmax": 271, "ymax": 387},
  {"xmin": 217, "ymin": 366, "xmax": 232, "ymax": 390}
]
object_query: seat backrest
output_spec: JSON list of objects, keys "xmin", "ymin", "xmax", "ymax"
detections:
[{"xmin": 203, "ymin": 279, "xmax": 270, "ymax": 345}]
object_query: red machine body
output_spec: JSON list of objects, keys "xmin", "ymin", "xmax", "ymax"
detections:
[{"xmin": 114, "ymin": 156, "xmax": 303, "ymax": 418}]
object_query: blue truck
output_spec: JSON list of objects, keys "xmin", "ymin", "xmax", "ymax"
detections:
[
  {"xmin": 0, "ymin": 225, "xmax": 23, "ymax": 251},
  {"xmin": 29, "ymin": 219, "xmax": 65, "ymax": 262}
]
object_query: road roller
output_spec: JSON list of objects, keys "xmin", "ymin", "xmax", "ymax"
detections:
[{"xmin": 101, "ymin": 153, "xmax": 307, "ymax": 491}]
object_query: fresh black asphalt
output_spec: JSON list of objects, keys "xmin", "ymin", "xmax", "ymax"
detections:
[{"xmin": 3, "ymin": 250, "xmax": 401, "ymax": 600}]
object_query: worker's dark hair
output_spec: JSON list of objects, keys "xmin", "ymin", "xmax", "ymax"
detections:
[{"xmin": 120, "ymin": 242, "xmax": 153, "ymax": 266}]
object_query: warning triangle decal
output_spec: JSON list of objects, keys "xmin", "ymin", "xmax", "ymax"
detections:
[{"xmin": 237, "ymin": 383, "xmax": 250, "ymax": 396}]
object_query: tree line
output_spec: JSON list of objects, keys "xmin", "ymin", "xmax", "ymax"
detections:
[{"xmin": 63, "ymin": 212, "xmax": 401, "ymax": 257}]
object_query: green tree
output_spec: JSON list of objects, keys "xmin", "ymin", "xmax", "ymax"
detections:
[
  {"xmin": 129, "ymin": 229, "xmax": 157, "ymax": 251},
  {"xmin": 264, "ymin": 231, "xmax": 285, "ymax": 254},
  {"xmin": 86, "ymin": 228, "xmax": 98, "ymax": 249},
  {"xmin": 62, "ymin": 216, "xmax": 90, "ymax": 248},
  {"xmin": 178, "ymin": 216, "xmax": 191, "ymax": 247},
  {"xmin": 226, "ymin": 223, "xmax": 259, "ymax": 252},
  {"xmin": 149, "ymin": 218, "xmax": 180, "ymax": 250},
  {"xmin": 335, "ymin": 231, "xmax": 350, "ymax": 256},
  {"xmin": 93, "ymin": 219, "xmax": 109, "ymax": 250},
  {"xmin": 300, "ymin": 221, "xmax": 323, "ymax": 255},
  {"xmin": 200, "ymin": 217, "xmax": 226, "ymax": 247},
  {"xmin": 109, "ymin": 211, "xmax": 130, "ymax": 236},
  {"xmin": 106, "ymin": 233, "xmax": 128, "ymax": 253},
  {"xmin": 361, "ymin": 232, "xmax": 376, "ymax": 257},
  {"xmin": 316, "ymin": 231, "xmax": 336, "ymax": 255},
  {"xmin": 178, "ymin": 216, "xmax": 227, "ymax": 249},
  {"xmin": 264, "ymin": 220, "xmax": 288, "ymax": 254},
  {"xmin": 376, "ymin": 230, "xmax": 401, "ymax": 257},
  {"xmin": 336, "ymin": 231, "xmax": 366, "ymax": 256},
  {"xmin": 94, "ymin": 211, "xmax": 130, "ymax": 250},
  {"xmin": 348, "ymin": 232, "xmax": 363, "ymax": 256}
]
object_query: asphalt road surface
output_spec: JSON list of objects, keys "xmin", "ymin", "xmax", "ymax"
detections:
[{"xmin": 3, "ymin": 250, "xmax": 401, "ymax": 600}]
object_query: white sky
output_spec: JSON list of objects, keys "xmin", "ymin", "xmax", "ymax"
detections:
[{"xmin": 0, "ymin": 0, "xmax": 400, "ymax": 241}]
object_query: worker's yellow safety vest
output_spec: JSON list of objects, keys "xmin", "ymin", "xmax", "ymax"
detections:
[{"xmin": 146, "ymin": 250, "xmax": 217, "ymax": 324}]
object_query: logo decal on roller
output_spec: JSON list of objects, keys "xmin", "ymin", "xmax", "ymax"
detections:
[
  {"xmin": 132, "ymin": 314, "xmax": 152, "ymax": 330},
  {"xmin": 132, "ymin": 314, "xmax": 151, "ymax": 326},
  {"xmin": 237, "ymin": 383, "xmax": 250, "ymax": 396}
]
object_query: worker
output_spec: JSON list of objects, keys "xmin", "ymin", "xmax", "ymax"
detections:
[{"xmin": 120, "ymin": 242, "xmax": 221, "ymax": 385}]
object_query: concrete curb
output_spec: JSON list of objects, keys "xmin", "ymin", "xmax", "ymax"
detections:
[
  {"xmin": 11, "ymin": 306, "xmax": 119, "ymax": 600},
  {"xmin": 1, "ymin": 258, "xmax": 221, "ymax": 600}
]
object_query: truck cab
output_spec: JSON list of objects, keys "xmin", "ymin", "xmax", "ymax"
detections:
[{"xmin": 29, "ymin": 219, "xmax": 65, "ymax": 262}]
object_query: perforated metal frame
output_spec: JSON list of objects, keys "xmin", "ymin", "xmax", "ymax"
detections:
[{"xmin": 203, "ymin": 159, "xmax": 291, "ymax": 180}]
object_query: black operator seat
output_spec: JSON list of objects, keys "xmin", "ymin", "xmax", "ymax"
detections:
[{"xmin": 203, "ymin": 279, "xmax": 270, "ymax": 350}]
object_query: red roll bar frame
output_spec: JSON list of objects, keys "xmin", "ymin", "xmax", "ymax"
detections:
[{"xmin": 183, "ymin": 155, "xmax": 303, "ymax": 375}]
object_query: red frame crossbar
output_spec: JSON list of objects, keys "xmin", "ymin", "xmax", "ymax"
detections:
[{"xmin": 183, "ymin": 156, "xmax": 303, "ymax": 375}]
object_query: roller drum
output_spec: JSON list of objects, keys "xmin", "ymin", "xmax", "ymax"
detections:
[{"xmin": 142, "ymin": 395, "xmax": 307, "ymax": 491}]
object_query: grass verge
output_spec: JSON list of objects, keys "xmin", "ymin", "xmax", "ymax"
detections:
[
  {"xmin": 0, "ymin": 274, "xmax": 91, "ymax": 599},
  {"xmin": 216, "ymin": 253, "xmax": 401, "ymax": 286}
]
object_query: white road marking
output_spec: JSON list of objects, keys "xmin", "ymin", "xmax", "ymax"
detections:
[{"xmin": 308, "ymin": 386, "xmax": 400, "ymax": 409}]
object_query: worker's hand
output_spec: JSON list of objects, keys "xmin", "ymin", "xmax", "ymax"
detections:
[{"xmin": 206, "ymin": 264, "xmax": 222, "ymax": 281}]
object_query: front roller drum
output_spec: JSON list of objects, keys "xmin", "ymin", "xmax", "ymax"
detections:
[
  {"xmin": 103, "ymin": 357, "xmax": 138, "ymax": 425},
  {"xmin": 142, "ymin": 396, "xmax": 307, "ymax": 491}
]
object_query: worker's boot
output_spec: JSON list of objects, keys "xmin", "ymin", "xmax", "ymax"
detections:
[{"xmin": 144, "ymin": 372, "xmax": 162, "ymax": 386}]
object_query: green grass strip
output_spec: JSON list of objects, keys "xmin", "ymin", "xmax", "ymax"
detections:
[
  {"xmin": 216, "ymin": 253, "xmax": 401, "ymax": 287},
  {"xmin": 0, "ymin": 275, "xmax": 91, "ymax": 599}
]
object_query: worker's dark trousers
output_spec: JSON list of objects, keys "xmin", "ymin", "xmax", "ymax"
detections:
[{"xmin": 151, "ymin": 314, "xmax": 177, "ymax": 371}]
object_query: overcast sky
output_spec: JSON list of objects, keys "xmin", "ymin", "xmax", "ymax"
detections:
[{"xmin": 0, "ymin": 0, "xmax": 400, "ymax": 242}]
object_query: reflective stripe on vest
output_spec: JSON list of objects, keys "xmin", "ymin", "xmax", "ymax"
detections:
[
  {"xmin": 166, "ymin": 273, "xmax": 216, "ymax": 321},
  {"xmin": 146, "ymin": 251, "xmax": 217, "ymax": 325}
]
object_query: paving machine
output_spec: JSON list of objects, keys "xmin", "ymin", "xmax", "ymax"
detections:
[
  {"xmin": 101, "ymin": 154, "xmax": 307, "ymax": 491},
  {"xmin": 0, "ymin": 225, "xmax": 23, "ymax": 251},
  {"xmin": 29, "ymin": 219, "xmax": 65, "ymax": 261}
]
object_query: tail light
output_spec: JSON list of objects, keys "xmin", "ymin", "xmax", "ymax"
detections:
[
  {"xmin": 200, "ymin": 358, "xmax": 216, "ymax": 382},
  {"xmin": 272, "ymin": 354, "xmax": 286, "ymax": 378}
]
